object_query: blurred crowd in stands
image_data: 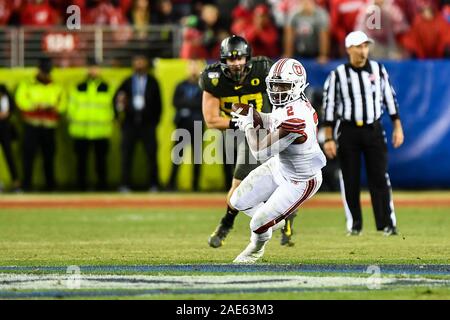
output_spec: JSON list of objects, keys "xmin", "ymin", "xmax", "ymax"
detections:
[
  {"xmin": 0, "ymin": 0, "xmax": 449, "ymax": 193},
  {"xmin": 0, "ymin": 0, "xmax": 448, "ymax": 60}
]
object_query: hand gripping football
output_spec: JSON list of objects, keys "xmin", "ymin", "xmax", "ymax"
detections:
[{"xmin": 231, "ymin": 103, "xmax": 264, "ymax": 129}]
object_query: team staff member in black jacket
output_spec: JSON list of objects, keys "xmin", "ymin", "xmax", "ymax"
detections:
[
  {"xmin": 322, "ymin": 31, "xmax": 404, "ymax": 236},
  {"xmin": 115, "ymin": 55, "xmax": 162, "ymax": 192},
  {"xmin": 167, "ymin": 60, "xmax": 204, "ymax": 192}
]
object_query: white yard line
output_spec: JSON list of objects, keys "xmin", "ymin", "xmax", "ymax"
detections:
[{"xmin": 0, "ymin": 274, "xmax": 448, "ymax": 291}]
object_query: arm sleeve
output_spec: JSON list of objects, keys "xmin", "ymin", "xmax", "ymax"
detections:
[
  {"xmin": 380, "ymin": 64, "xmax": 400, "ymax": 121},
  {"xmin": 246, "ymin": 129, "xmax": 301, "ymax": 162},
  {"xmin": 153, "ymin": 78, "xmax": 162, "ymax": 123}
]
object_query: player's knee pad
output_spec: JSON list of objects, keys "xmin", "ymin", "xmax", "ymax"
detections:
[
  {"xmin": 250, "ymin": 214, "xmax": 274, "ymax": 235},
  {"xmin": 251, "ymin": 229, "xmax": 272, "ymax": 243},
  {"xmin": 250, "ymin": 208, "xmax": 275, "ymax": 233},
  {"xmin": 229, "ymin": 189, "xmax": 244, "ymax": 211}
]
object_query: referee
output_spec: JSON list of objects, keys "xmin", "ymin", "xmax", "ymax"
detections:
[{"xmin": 322, "ymin": 31, "xmax": 404, "ymax": 236}]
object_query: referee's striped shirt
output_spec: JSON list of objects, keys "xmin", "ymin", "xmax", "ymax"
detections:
[{"xmin": 322, "ymin": 60, "xmax": 400, "ymax": 127}]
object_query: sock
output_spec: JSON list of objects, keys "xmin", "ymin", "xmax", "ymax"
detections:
[
  {"xmin": 251, "ymin": 229, "xmax": 272, "ymax": 243},
  {"xmin": 220, "ymin": 205, "xmax": 239, "ymax": 228},
  {"xmin": 272, "ymin": 220, "xmax": 286, "ymax": 232}
]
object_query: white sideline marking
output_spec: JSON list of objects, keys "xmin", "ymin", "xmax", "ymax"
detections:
[{"xmin": 0, "ymin": 274, "xmax": 448, "ymax": 291}]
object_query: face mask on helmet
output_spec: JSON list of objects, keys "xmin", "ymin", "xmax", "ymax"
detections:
[
  {"xmin": 266, "ymin": 59, "xmax": 308, "ymax": 107},
  {"xmin": 267, "ymin": 80, "xmax": 294, "ymax": 106},
  {"xmin": 221, "ymin": 57, "xmax": 250, "ymax": 82}
]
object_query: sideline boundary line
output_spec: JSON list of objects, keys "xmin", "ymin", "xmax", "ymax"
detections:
[{"xmin": 1, "ymin": 264, "xmax": 449, "ymax": 275}]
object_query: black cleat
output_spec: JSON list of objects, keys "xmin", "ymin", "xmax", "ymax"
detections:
[
  {"xmin": 383, "ymin": 226, "xmax": 398, "ymax": 236},
  {"xmin": 208, "ymin": 224, "xmax": 232, "ymax": 248},
  {"xmin": 347, "ymin": 229, "xmax": 362, "ymax": 236}
]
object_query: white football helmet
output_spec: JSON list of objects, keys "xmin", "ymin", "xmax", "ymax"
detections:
[{"xmin": 266, "ymin": 58, "xmax": 308, "ymax": 107}]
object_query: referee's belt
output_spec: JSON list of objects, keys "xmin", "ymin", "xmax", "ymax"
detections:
[{"xmin": 340, "ymin": 120, "xmax": 380, "ymax": 128}]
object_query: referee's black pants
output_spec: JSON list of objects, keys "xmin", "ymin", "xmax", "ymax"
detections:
[{"xmin": 337, "ymin": 121, "xmax": 395, "ymax": 232}]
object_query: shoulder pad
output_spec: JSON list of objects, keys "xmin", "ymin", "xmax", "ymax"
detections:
[
  {"xmin": 251, "ymin": 56, "xmax": 273, "ymax": 71},
  {"xmin": 202, "ymin": 62, "xmax": 221, "ymax": 73}
]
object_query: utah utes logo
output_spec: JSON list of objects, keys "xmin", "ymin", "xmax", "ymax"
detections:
[{"xmin": 292, "ymin": 63, "xmax": 304, "ymax": 76}]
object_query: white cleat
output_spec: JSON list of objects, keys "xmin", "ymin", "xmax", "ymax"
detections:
[{"xmin": 233, "ymin": 242, "xmax": 266, "ymax": 264}]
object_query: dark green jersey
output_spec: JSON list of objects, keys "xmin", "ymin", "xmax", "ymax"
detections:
[{"xmin": 199, "ymin": 56, "xmax": 273, "ymax": 118}]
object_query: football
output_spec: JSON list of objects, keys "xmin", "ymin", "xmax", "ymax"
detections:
[{"xmin": 231, "ymin": 103, "xmax": 264, "ymax": 128}]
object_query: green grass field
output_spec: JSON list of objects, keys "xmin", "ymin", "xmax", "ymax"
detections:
[{"xmin": 0, "ymin": 192, "xmax": 449, "ymax": 299}]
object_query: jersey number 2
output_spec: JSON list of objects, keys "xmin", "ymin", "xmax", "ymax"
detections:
[{"xmin": 286, "ymin": 106, "xmax": 294, "ymax": 116}]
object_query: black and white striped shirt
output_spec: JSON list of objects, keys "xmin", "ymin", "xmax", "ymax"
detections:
[{"xmin": 322, "ymin": 60, "xmax": 400, "ymax": 127}]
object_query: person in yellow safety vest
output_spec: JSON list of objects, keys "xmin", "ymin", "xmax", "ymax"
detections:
[
  {"xmin": 15, "ymin": 57, "xmax": 66, "ymax": 191},
  {"xmin": 67, "ymin": 58, "xmax": 115, "ymax": 191}
]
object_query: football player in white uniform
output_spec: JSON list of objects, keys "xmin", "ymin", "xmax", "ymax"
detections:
[{"xmin": 229, "ymin": 58, "xmax": 326, "ymax": 263}]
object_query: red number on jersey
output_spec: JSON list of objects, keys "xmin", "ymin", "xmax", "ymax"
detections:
[{"xmin": 286, "ymin": 106, "xmax": 294, "ymax": 116}]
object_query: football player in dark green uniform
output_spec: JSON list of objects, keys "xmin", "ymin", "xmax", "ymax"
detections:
[{"xmin": 200, "ymin": 35, "xmax": 296, "ymax": 248}]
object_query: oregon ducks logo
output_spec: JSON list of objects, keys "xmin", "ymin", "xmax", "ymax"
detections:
[
  {"xmin": 251, "ymin": 78, "xmax": 260, "ymax": 86},
  {"xmin": 212, "ymin": 78, "xmax": 219, "ymax": 86}
]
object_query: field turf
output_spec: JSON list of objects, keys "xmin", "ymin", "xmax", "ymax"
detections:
[{"xmin": 0, "ymin": 192, "xmax": 449, "ymax": 300}]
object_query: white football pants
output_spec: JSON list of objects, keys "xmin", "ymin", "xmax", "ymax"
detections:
[{"xmin": 230, "ymin": 157, "xmax": 322, "ymax": 241}]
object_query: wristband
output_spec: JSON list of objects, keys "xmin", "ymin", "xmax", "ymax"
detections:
[
  {"xmin": 229, "ymin": 119, "xmax": 238, "ymax": 130},
  {"xmin": 324, "ymin": 138, "xmax": 334, "ymax": 143}
]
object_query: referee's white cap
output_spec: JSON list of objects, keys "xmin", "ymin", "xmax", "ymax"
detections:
[{"xmin": 345, "ymin": 31, "xmax": 374, "ymax": 48}]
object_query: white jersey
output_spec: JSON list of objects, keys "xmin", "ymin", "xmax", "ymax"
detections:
[{"xmin": 268, "ymin": 98, "xmax": 326, "ymax": 181}]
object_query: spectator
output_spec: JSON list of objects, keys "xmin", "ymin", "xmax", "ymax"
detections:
[
  {"xmin": 20, "ymin": 0, "xmax": 60, "ymax": 26},
  {"xmin": 232, "ymin": 4, "xmax": 279, "ymax": 58},
  {"xmin": 393, "ymin": 0, "xmax": 439, "ymax": 24},
  {"xmin": 67, "ymin": 59, "xmax": 114, "ymax": 191},
  {"xmin": 229, "ymin": 5, "xmax": 252, "ymax": 36},
  {"xmin": 179, "ymin": 15, "xmax": 209, "ymax": 59},
  {"xmin": 172, "ymin": 0, "xmax": 193, "ymax": 17},
  {"xmin": 15, "ymin": 57, "xmax": 66, "ymax": 191},
  {"xmin": 167, "ymin": 60, "xmax": 204, "ymax": 191},
  {"xmin": 267, "ymin": 0, "xmax": 300, "ymax": 28},
  {"xmin": 118, "ymin": 0, "xmax": 133, "ymax": 15},
  {"xmin": 0, "ymin": 0, "xmax": 14, "ymax": 25},
  {"xmin": 85, "ymin": 0, "xmax": 131, "ymax": 59},
  {"xmin": 215, "ymin": 0, "xmax": 240, "ymax": 30},
  {"xmin": 50, "ymin": 0, "xmax": 87, "ymax": 18},
  {"xmin": 402, "ymin": 0, "xmax": 450, "ymax": 58},
  {"xmin": 284, "ymin": 0, "xmax": 330, "ymax": 63},
  {"xmin": 128, "ymin": 0, "xmax": 151, "ymax": 40},
  {"xmin": 151, "ymin": 0, "xmax": 180, "ymax": 58},
  {"xmin": 444, "ymin": 2, "xmax": 450, "ymax": 23},
  {"xmin": 0, "ymin": 84, "xmax": 21, "ymax": 192},
  {"xmin": 199, "ymin": 4, "xmax": 226, "ymax": 59},
  {"xmin": 114, "ymin": 55, "xmax": 162, "ymax": 192},
  {"xmin": 85, "ymin": 0, "xmax": 128, "ymax": 25},
  {"xmin": 179, "ymin": 4, "xmax": 228, "ymax": 59},
  {"xmin": 151, "ymin": 0, "xmax": 180, "ymax": 24},
  {"xmin": 329, "ymin": 0, "xmax": 368, "ymax": 57},
  {"xmin": 354, "ymin": 0, "xmax": 409, "ymax": 59}
]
